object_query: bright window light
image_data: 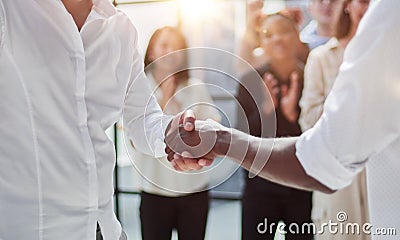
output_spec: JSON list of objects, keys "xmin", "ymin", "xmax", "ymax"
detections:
[{"xmin": 177, "ymin": 0, "xmax": 217, "ymax": 22}]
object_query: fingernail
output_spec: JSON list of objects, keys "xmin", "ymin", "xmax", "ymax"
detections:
[
  {"xmin": 171, "ymin": 160, "xmax": 176, "ymax": 166},
  {"xmin": 182, "ymin": 151, "xmax": 192, "ymax": 158}
]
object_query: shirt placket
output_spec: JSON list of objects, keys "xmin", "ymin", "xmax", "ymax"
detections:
[{"xmin": 69, "ymin": 22, "xmax": 99, "ymax": 239}]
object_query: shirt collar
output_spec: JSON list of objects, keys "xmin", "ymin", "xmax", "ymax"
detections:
[
  {"xmin": 55, "ymin": 0, "xmax": 116, "ymax": 20},
  {"xmin": 326, "ymin": 37, "xmax": 340, "ymax": 50},
  {"xmin": 91, "ymin": 0, "xmax": 117, "ymax": 19}
]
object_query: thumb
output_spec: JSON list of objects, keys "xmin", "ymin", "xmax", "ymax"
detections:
[
  {"xmin": 289, "ymin": 72, "xmax": 300, "ymax": 93},
  {"xmin": 180, "ymin": 110, "xmax": 196, "ymax": 131}
]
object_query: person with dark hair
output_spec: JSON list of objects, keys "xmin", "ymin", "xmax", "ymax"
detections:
[
  {"xmin": 237, "ymin": 0, "xmax": 309, "ymax": 73},
  {"xmin": 299, "ymin": 1, "xmax": 370, "ymax": 239},
  {"xmin": 236, "ymin": 13, "xmax": 313, "ymax": 240},
  {"xmin": 133, "ymin": 26, "xmax": 220, "ymax": 240}
]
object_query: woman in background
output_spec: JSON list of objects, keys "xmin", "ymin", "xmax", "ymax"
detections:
[
  {"xmin": 132, "ymin": 26, "xmax": 220, "ymax": 240},
  {"xmin": 237, "ymin": 13, "xmax": 312, "ymax": 240},
  {"xmin": 299, "ymin": 0, "xmax": 370, "ymax": 239}
]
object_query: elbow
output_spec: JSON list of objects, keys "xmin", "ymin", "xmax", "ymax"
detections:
[
  {"xmin": 319, "ymin": 187, "xmax": 337, "ymax": 194},
  {"xmin": 314, "ymin": 182, "xmax": 338, "ymax": 194},
  {"xmin": 304, "ymin": 177, "xmax": 337, "ymax": 194}
]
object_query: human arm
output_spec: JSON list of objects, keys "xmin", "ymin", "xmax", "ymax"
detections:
[
  {"xmin": 165, "ymin": 119, "xmax": 334, "ymax": 193},
  {"xmin": 237, "ymin": 0, "xmax": 267, "ymax": 71}
]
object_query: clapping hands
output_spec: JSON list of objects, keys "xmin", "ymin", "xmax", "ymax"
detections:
[{"xmin": 262, "ymin": 71, "xmax": 302, "ymax": 122}]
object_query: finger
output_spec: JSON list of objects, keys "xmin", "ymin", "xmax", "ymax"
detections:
[
  {"xmin": 180, "ymin": 151, "xmax": 203, "ymax": 170},
  {"xmin": 281, "ymin": 85, "xmax": 288, "ymax": 97},
  {"xmin": 180, "ymin": 110, "xmax": 195, "ymax": 131},
  {"xmin": 182, "ymin": 158, "xmax": 203, "ymax": 171},
  {"xmin": 198, "ymin": 158, "xmax": 214, "ymax": 167},
  {"xmin": 173, "ymin": 158, "xmax": 190, "ymax": 171},
  {"xmin": 171, "ymin": 160, "xmax": 184, "ymax": 171},
  {"xmin": 290, "ymin": 72, "xmax": 300, "ymax": 90},
  {"xmin": 263, "ymin": 73, "xmax": 278, "ymax": 88},
  {"xmin": 272, "ymin": 86, "xmax": 280, "ymax": 95},
  {"xmin": 173, "ymin": 153, "xmax": 180, "ymax": 159},
  {"xmin": 165, "ymin": 145, "xmax": 172, "ymax": 154},
  {"xmin": 167, "ymin": 150, "xmax": 175, "ymax": 162},
  {"xmin": 182, "ymin": 151, "xmax": 201, "ymax": 170}
]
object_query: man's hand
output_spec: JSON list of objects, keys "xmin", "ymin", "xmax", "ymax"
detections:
[{"xmin": 165, "ymin": 118, "xmax": 230, "ymax": 171}]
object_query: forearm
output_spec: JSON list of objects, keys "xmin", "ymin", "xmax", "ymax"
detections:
[
  {"xmin": 239, "ymin": 31, "xmax": 260, "ymax": 63},
  {"xmin": 222, "ymin": 130, "xmax": 335, "ymax": 194}
]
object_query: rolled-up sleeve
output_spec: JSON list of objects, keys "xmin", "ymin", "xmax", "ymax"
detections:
[{"xmin": 295, "ymin": 0, "xmax": 400, "ymax": 190}]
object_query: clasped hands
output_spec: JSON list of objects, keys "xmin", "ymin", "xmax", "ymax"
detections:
[{"xmin": 164, "ymin": 110, "xmax": 230, "ymax": 171}]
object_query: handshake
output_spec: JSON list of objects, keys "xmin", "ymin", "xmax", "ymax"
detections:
[
  {"xmin": 164, "ymin": 110, "xmax": 232, "ymax": 171},
  {"xmin": 163, "ymin": 110, "xmax": 334, "ymax": 194},
  {"xmin": 164, "ymin": 110, "xmax": 258, "ymax": 172}
]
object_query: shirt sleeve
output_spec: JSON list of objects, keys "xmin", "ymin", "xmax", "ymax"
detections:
[
  {"xmin": 123, "ymin": 25, "xmax": 172, "ymax": 158},
  {"xmin": 296, "ymin": 0, "xmax": 400, "ymax": 190}
]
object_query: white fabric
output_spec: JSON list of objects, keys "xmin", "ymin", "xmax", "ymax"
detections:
[
  {"xmin": 132, "ymin": 74, "xmax": 220, "ymax": 197},
  {"xmin": 0, "ymin": 0, "xmax": 170, "ymax": 239},
  {"xmin": 296, "ymin": 0, "xmax": 400, "ymax": 238}
]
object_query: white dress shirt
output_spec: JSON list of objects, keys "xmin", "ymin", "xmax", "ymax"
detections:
[
  {"xmin": 296, "ymin": 0, "xmax": 400, "ymax": 238},
  {"xmin": 0, "ymin": 0, "xmax": 170, "ymax": 239},
  {"xmin": 300, "ymin": 38, "xmax": 370, "ymax": 240}
]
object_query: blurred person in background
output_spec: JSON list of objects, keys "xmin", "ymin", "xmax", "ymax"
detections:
[
  {"xmin": 237, "ymin": 0, "xmax": 309, "ymax": 74},
  {"xmin": 301, "ymin": 0, "xmax": 342, "ymax": 50},
  {"xmin": 132, "ymin": 26, "xmax": 220, "ymax": 240},
  {"xmin": 300, "ymin": 0, "xmax": 371, "ymax": 239},
  {"xmin": 236, "ymin": 13, "xmax": 312, "ymax": 240}
]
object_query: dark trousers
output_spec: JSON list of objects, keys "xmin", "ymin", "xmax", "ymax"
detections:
[
  {"xmin": 140, "ymin": 191, "xmax": 209, "ymax": 240},
  {"xmin": 242, "ymin": 191, "xmax": 313, "ymax": 240}
]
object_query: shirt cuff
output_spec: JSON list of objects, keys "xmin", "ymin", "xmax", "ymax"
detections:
[
  {"xmin": 154, "ymin": 115, "xmax": 174, "ymax": 158},
  {"xmin": 295, "ymin": 127, "xmax": 357, "ymax": 190}
]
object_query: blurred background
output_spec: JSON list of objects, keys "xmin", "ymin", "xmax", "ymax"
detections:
[{"xmin": 107, "ymin": 1, "xmax": 309, "ymax": 239}]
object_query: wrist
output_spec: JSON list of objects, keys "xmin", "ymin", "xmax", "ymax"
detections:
[
  {"xmin": 215, "ymin": 128, "xmax": 231, "ymax": 156},
  {"xmin": 244, "ymin": 30, "xmax": 260, "ymax": 44},
  {"xmin": 216, "ymin": 128, "xmax": 259, "ymax": 162}
]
